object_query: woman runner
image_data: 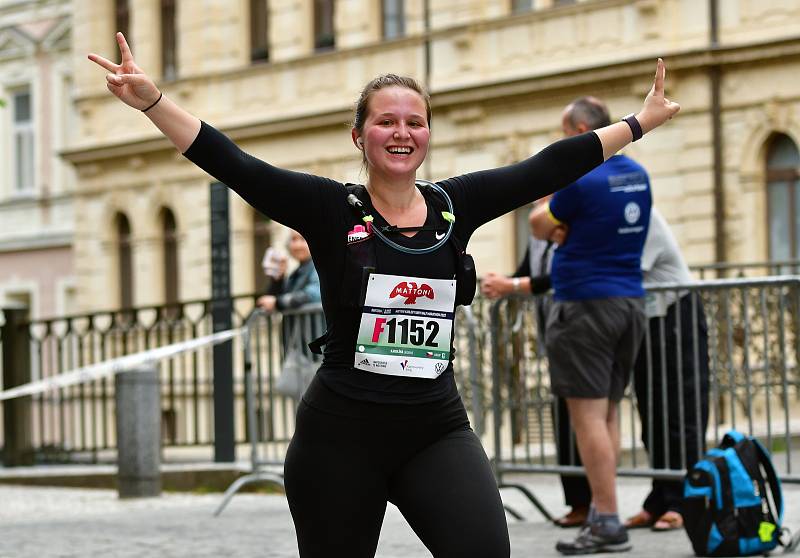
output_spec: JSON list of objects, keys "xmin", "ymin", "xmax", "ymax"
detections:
[{"xmin": 89, "ymin": 33, "xmax": 680, "ymax": 557}]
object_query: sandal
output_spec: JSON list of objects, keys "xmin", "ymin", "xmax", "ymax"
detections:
[
  {"xmin": 652, "ymin": 511, "xmax": 683, "ymax": 531},
  {"xmin": 624, "ymin": 509, "xmax": 654, "ymax": 529},
  {"xmin": 554, "ymin": 506, "xmax": 589, "ymax": 528}
]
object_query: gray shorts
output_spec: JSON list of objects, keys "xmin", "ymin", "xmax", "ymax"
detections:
[{"xmin": 545, "ymin": 297, "xmax": 646, "ymax": 401}]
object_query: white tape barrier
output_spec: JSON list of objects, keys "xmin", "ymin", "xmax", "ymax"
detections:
[{"xmin": 0, "ymin": 328, "xmax": 243, "ymax": 402}]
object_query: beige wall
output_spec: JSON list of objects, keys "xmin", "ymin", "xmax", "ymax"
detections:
[{"xmin": 64, "ymin": 0, "xmax": 800, "ymax": 312}]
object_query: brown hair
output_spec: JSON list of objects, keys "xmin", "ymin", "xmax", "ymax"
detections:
[{"xmin": 353, "ymin": 74, "xmax": 431, "ymax": 134}]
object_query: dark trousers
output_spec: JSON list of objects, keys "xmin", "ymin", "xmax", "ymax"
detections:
[
  {"xmin": 633, "ymin": 293, "xmax": 710, "ymax": 516},
  {"xmin": 553, "ymin": 397, "xmax": 592, "ymax": 508},
  {"xmin": 285, "ymin": 378, "xmax": 510, "ymax": 557}
]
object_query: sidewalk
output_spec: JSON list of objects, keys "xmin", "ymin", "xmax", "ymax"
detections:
[{"xmin": 6, "ymin": 474, "xmax": 786, "ymax": 557}]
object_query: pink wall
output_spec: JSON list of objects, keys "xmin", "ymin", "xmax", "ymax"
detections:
[{"xmin": 0, "ymin": 246, "xmax": 73, "ymax": 318}]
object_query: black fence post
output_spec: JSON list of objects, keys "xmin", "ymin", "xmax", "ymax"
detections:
[
  {"xmin": 210, "ymin": 182, "xmax": 235, "ymax": 462},
  {"xmin": 1, "ymin": 306, "xmax": 33, "ymax": 466}
]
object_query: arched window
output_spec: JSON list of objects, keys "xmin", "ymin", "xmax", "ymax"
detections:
[
  {"xmin": 766, "ymin": 134, "xmax": 800, "ymax": 261},
  {"xmin": 160, "ymin": 208, "xmax": 179, "ymax": 305},
  {"xmin": 115, "ymin": 212, "xmax": 134, "ymax": 309}
]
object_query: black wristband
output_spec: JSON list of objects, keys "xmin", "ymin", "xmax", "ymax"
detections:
[
  {"xmin": 141, "ymin": 92, "xmax": 163, "ymax": 113},
  {"xmin": 622, "ymin": 113, "xmax": 643, "ymax": 142}
]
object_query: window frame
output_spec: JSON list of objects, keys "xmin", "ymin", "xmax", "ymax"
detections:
[
  {"xmin": 250, "ymin": 0, "xmax": 270, "ymax": 62},
  {"xmin": 382, "ymin": 0, "xmax": 406, "ymax": 40},
  {"xmin": 766, "ymin": 134, "xmax": 800, "ymax": 262},
  {"xmin": 313, "ymin": 0, "xmax": 335, "ymax": 51},
  {"xmin": 511, "ymin": 0, "xmax": 534, "ymax": 14},
  {"xmin": 11, "ymin": 87, "xmax": 35, "ymax": 194},
  {"xmin": 160, "ymin": 0, "xmax": 178, "ymax": 80},
  {"xmin": 115, "ymin": 212, "xmax": 135, "ymax": 310},
  {"xmin": 115, "ymin": 0, "xmax": 131, "ymax": 62},
  {"xmin": 160, "ymin": 208, "xmax": 179, "ymax": 306}
]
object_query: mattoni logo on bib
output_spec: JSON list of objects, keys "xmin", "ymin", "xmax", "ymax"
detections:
[{"xmin": 389, "ymin": 281, "xmax": 435, "ymax": 305}]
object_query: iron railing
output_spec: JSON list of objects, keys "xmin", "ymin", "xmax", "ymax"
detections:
[{"xmin": 489, "ymin": 276, "xmax": 800, "ymax": 486}]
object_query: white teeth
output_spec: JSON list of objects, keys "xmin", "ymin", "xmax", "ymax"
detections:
[{"xmin": 387, "ymin": 147, "xmax": 411, "ymax": 154}]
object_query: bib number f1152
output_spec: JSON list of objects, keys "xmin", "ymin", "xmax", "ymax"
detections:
[{"xmin": 355, "ymin": 274, "xmax": 455, "ymax": 379}]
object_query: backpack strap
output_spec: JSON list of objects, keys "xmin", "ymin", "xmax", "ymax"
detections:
[
  {"xmin": 750, "ymin": 436, "xmax": 796, "ymax": 553},
  {"xmin": 752, "ymin": 438, "xmax": 783, "ymax": 525}
]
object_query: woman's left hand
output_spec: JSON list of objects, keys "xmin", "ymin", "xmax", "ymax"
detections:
[{"xmin": 636, "ymin": 58, "xmax": 681, "ymax": 133}]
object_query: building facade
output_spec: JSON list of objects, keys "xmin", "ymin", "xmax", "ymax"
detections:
[
  {"xmin": 0, "ymin": 0, "xmax": 76, "ymax": 319},
  {"xmin": 64, "ymin": 0, "xmax": 800, "ymax": 313}
]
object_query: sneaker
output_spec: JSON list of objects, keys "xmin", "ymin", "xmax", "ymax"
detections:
[{"xmin": 555, "ymin": 524, "xmax": 632, "ymax": 555}]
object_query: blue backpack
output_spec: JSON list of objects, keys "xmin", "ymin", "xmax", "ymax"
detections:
[{"xmin": 683, "ymin": 430, "xmax": 787, "ymax": 556}]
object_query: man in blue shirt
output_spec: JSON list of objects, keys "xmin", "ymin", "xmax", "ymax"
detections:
[{"xmin": 532, "ymin": 96, "xmax": 651, "ymax": 555}]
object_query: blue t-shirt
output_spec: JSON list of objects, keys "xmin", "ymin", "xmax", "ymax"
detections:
[{"xmin": 549, "ymin": 154, "xmax": 652, "ymax": 301}]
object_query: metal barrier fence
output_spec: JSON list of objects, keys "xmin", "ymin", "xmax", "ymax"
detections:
[
  {"xmin": 489, "ymin": 276, "xmax": 800, "ymax": 493},
  {"xmin": 213, "ymin": 301, "xmax": 490, "ymax": 513},
  {"xmin": 6, "ymin": 272, "xmax": 800, "ymax": 502},
  {"xmin": 0, "ymin": 293, "xmax": 488, "ymax": 466},
  {"xmin": 691, "ymin": 260, "xmax": 800, "ymax": 279},
  {"xmin": 0, "ymin": 295, "xmax": 264, "ymax": 463},
  {"xmin": 213, "ymin": 301, "xmax": 489, "ymax": 506}
]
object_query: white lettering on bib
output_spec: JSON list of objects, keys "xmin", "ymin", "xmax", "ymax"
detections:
[{"xmin": 354, "ymin": 273, "xmax": 455, "ymax": 379}]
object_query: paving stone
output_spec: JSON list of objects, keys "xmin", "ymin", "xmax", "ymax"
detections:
[{"xmin": 2, "ymin": 476, "xmax": 799, "ymax": 557}]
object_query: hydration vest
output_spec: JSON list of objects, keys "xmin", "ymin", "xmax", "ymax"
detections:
[{"xmin": 308, "ymin": 182, "xmax": 476, "ymax": 355}]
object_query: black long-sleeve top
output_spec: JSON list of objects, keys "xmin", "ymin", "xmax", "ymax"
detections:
[{"xmin": 184, "ymin": 121, "xmax": 602, "ymax": 404}]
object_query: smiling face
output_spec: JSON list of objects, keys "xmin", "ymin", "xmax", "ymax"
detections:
[{"xmin": 353, "ymin": 85, "xmax": 430, "ymax": 183}]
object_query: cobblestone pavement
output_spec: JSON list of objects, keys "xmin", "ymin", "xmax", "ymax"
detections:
[{"xmin": 2, "ymin": 476, "xmax": 799, "ymax": 557}]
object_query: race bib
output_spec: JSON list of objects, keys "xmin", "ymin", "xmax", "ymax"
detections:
[{"xmin": 354, "ymin": 274, "xmax": 455, "ymax": 379}]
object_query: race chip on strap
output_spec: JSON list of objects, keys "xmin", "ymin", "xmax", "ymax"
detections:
[{"xmin": 355, "ymin": 273, "xmax": 455, "ymax": 379}]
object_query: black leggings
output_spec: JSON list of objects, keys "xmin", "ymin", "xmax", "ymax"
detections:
[
  {"xmin": 284, "ymin": 378, "xmax": 510, "ymax": 558},
  {"xmin": 633, "ymin": 293, "xmax": 710, "ymax": 516}
]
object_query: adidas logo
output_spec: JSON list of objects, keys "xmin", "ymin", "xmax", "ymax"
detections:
[{"xmin": 358, "ymin": 358, "xmax": 370, "ymax": 366}]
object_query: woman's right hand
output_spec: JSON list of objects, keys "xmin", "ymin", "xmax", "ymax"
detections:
[
  {"xmin": 88, "ymin": 32, "xmax": 160, "ymax": 110},
  {"xmin": 636, "ymin": 58, "xmax": 681, "ymax": 134}
]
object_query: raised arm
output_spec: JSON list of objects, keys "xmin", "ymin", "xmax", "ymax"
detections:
[
  {"xmin": 88, "ymin": 32, "xmax": 200, "ymax": 153},
  {"xmin": 594, "ymin": 58, "xmax": 680, "ymax": 159},
  {"xmin": 88, "ymin": 33, "xmax": 344, "ymax": 236},
  {"xmin": 445, "ymin": 59, "xmax": 680, "ymax": 235}
]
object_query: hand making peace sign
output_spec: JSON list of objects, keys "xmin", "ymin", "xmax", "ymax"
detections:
[{"xmin": 88, "ymin": 32, "xmax": 161, "ymax": 111}]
